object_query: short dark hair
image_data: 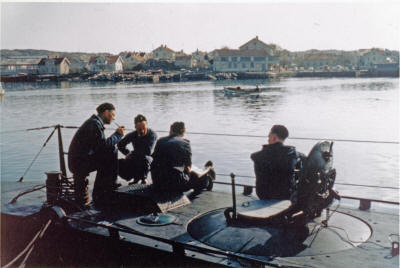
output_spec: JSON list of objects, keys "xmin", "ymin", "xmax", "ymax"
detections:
[
  {"xmin": 170, "ymin": 121, "xmax": 185, "ymax": 135},
  {"xmin": 134, "ymin": 114, "xmax": 147, "ymax": 124},
  {"xmin": 270, "ymin": 125, "xmax": 289, "ymax": 140},
  {"xmin": 96, "ymin": 103, "xmax": 115, "ymax": 114}
]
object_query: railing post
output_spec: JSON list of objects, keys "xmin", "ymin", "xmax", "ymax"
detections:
[
  {"xmin": 230, "ymin": 173, "xmax": 237, "ymax": 220},
  {"xmin": 57, "ymin": 125, "xmax": 67, "ymax": 177}
]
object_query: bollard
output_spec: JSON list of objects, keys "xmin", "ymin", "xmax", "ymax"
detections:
[
  {"xmin": 46, "ymin": 171, "xmax": 62, "ymax": 204},
  {"xmin": 359, "ymin": 199, "xmax": 371, "ymax": 211}
]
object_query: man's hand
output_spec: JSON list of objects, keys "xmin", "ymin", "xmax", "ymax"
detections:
[{"xmin": 116, "ymin": 126, "xmax": 125, "ymax": 136}]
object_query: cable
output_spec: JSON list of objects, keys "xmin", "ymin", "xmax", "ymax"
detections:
[
  {"xmin": 17, "ymin": 127, "xmax": 57, "ymax": 182},
  {"xmin": 214, "ymin": 173, "xmax": 400, "ymax": 190}
]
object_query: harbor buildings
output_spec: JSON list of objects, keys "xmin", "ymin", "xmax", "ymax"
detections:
[
  {"xmin": 151, "ymin": 45, "xmax": 176, "ymax": 61},
  {"xmin": 88, "ymin": 55, "xmax": 124, "ymax": 73},
  {"xmin": 38, "ymin": 57, "xmax": 71, "ymax": 75}
]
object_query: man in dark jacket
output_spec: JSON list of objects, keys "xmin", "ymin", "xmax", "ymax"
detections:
[
  {"xmin": 68, "ymin": 103, "xmax": 125, "ymax": 206},
  {"xmin": 118, "ymin": 114, "xmax": 157, "ymax": 184},
  {"xmin": 151, "ymin": 122, "xmax": 211, "ymax": 194},
  {"xmin": 251, "ymin": 125, "xmax": 297, "ymax": 200}
]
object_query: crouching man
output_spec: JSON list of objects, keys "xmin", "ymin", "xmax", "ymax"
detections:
[
  {"xmin": 68, "ymin": 103, "xmax": 125, "ymax": 206},
  {"xmin": 118, "ymin": 114, "xmax": 157, "ymax": 184}
]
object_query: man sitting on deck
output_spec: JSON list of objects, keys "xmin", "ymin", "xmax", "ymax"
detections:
[
  {"xmin": 118, "ymin": 114, "xmax": 157, "ymax": 184},
  {"xmin": 68, "ymin": 103, "xmax": 125, "ymax": 206},
  {"xmin": 151, "ymin": 121, "xmax": 213, "ymax": 194},
  {"xmin": 251, "ymin": 125, "xmax": 297, "ymax": 200}
]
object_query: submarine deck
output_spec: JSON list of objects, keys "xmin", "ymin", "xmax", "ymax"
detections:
[{"xmin": 1, "ymin": 180, "xmax": 399, "ymax": 267}]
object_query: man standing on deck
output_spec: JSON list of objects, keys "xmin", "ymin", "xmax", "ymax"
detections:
[
  {"xmin": 151, "ymin": 121, "xmax": 214, "ymax": 194},
  {"xmin": 251, "ymin": 125, "xmax": 298, "ymax": 200},
  {"xmin": 118, "ymin": 114, "xmax": 157, "ymax": 184},
  {"xmin": 68, "ymin": 102, "xmax": 125, "ymax": 206}
]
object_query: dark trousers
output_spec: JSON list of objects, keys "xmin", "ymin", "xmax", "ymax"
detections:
[
  {"xmin": 152, "ymin": 168, "xmax": 209, "ymax": 194},
  {"xmin": 68, "ymin": 151, "xmax": 118, "ymax": 205},
  {"xmin": 118, "ymin": 154, "xmax": 152, "ymax": 182}
]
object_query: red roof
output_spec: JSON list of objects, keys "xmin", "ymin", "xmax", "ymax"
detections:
[{"xmin": 215, "ymin": 49, "xmax": 269, "ymax": 57}]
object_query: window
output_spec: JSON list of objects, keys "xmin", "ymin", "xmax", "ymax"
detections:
[
  {"xmin": 228, "ymin": 63, "xmax": 232, "ymax": 68},
  {"xmin": 242, "ymin": 63, "xmax": 246, "ymax": 68},
  {"xmin": 254, "ymin": 57, "xmax": 265, "ymax": 62},
  {"xmin": 220, "ymin": 57, "xmax": 228, "ymax": 62},
  {"xmin": 231, "ymin": 57, "xmax": 237, "ymax": 62},
  {"xmin": 241, "ymin": 57, "xmax": 250, "ymax": 62},
  {"xmin": 233, "ymin": 63, "xmax": 237, "ymax": 68},
  {"xmin": 250, "ymin": 62, "xmax": 254, "ymax": 68}
]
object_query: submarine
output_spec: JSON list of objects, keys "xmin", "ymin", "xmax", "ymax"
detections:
[{"xmin": 1, "ymin": 125, "xmax": 399, "ymax": 267}]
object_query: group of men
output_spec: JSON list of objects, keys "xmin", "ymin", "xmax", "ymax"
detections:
[
  {"xmin": 68, "ymin": 102, "xmax": 298, "ymax": 207},
  {"xmin": 68, "ymin": 103, "xmax": 214, "ymax": 207}
]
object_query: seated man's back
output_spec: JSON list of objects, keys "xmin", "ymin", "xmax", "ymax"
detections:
[{"xmin": 251, "ymin": 125, "xmax": 297, "ymax": 200}]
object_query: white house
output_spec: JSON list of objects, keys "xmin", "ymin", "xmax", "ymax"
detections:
[
  {"xmin": 175, "ymin": 55, "xmax": 195, "ymax": 68},
  {"xmin": 89, "ymin": 55, "xmax": 124, "ymax": 73},
  {"xmin": 38, "ymin": 57, "xmax": 71, "ymax": 75},
  {"xmin": 151, "ymin": 45, "xmax": 176, "ymax": 61},
  {"xmin": 213, "ymin": 49, "xmax": 270, "ymax": 72}
]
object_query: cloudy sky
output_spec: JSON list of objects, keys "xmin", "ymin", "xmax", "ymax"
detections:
[{"xmin": 1, "ymin": 1, "xmax": 399, "ymax": 54}]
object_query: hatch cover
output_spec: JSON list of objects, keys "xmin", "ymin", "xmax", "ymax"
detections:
[{"xmin": 187, "ymin": 208, "xmax": 371, "ymax": 257}]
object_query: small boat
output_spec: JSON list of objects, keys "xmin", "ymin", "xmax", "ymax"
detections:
[{"xmin": 223, "ymin": 86, "xmax": 262, "ymax": 96}]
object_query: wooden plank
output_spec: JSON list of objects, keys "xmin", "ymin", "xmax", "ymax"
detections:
[{"xmin": 237, "ymin": 200, "xmax": 291, "ymax": 219}]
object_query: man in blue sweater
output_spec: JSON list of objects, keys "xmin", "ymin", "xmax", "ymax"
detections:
[
  {"xmin": 68, "ymin": 103, "xmax": 125, "ymax": 206},
  {"xmin": 118, "ymin": 114, "xmax": 157, "ymax": 184}
]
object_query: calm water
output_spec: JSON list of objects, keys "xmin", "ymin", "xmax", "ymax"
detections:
[{"xmin": 1, "ymin": 78, "xmax": 399, "ymax": 201}]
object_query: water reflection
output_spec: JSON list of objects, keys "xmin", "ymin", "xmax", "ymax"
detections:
[{"xmin": 1, "ymin": 78, "xmax": 398, "ymax": 202}]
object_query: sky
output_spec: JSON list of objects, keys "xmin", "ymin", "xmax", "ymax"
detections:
[{"xmin": 1, "ymin": 1, "xmax": 399, "ymax": 54}]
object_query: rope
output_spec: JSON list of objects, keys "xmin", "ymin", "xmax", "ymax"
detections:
[
  {"xmin": 215, "ymin": 173, "xmax": 400, "ymax": 190},
  {"xmin": 9, "ymin": 184, "xmax": 46, "ymax": 204},
  {"xmin": 2, "ymin": 219, "xmax": 52, "ymax": 268},
  {"xmin": 17, "ymin": 127, "xmax": 56, "ymax": 182}
]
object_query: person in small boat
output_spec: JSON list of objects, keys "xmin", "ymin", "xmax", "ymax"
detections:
[
  {"xmin": 118, "ymin": 114, "xmax": 157, "ymax": 184},
  {"xmin": 251, "ymin": 125, "xmax": 297, "ymax": 200},
  {"xmin": 68, "ymin": 102, "xmax": 125, "ymax": 206},
  {"xmin": 151, "ymin": 121, "xmax": 213, "ymax": 194}
]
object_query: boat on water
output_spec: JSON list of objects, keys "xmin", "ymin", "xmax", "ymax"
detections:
[
  {"xmin": 223, "ymin": 86, "xmax": 263, "ymax": 96},
  {"xmin": 1, "ymin": 125, "xmax": 399, "ymax": 267}
]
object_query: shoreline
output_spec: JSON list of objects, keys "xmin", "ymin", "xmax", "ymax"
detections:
[{"xmin": 1, "ymin": 69, "xmax": 398, "ymax": 84}]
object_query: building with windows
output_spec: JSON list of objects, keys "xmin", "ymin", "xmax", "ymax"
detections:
[
  {"xmin": 212, "ymin": 49, "xmax": 270, "ymax": 72},
  {"xmin": 0, "ymin": 57, "xmax": 42, "ymax": 75}
]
